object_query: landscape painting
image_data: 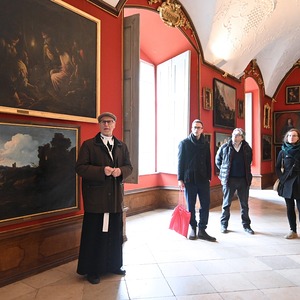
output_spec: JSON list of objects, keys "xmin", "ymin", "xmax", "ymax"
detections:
[
  {"xmin": 213, "ymin": 79, "xmax": 236, "ymax": 129},
  {"xmin": 0, "ymin": 121, "xmax": 79, "ymax": 225}
]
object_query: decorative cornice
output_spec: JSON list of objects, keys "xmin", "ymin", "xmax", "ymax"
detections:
[
  {"xmin": 293, "ymin": 59, "xmax": 300, "ymax": 67},
  {"xmin": 148, "ymin": 0, "xmax": 192, "ymax": 31},
  {"xmin": 244, "ymin": 59, "xmax": 265, "ymax": 92}
]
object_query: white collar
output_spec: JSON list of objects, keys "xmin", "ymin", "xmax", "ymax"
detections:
[{"xmin": 101, "ymin": 134, "xmax": 114, "ymax": 144}]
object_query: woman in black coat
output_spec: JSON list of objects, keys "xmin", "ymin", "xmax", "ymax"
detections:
[{"xmin": 276, "ymin": 128, "xmax": 300, "ymax": 239}]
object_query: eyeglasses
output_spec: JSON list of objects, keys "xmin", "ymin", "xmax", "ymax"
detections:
[
  {"xmin": 288, "ymin": 134, "xmax": 298, "ymax": 137},
  {"xmin": 100, "ymin": 120, "xmax": 114, "ymax": 125},
  {"xmin": 193, "ymin": 126, "xmax": 203, "ymax": 130}
]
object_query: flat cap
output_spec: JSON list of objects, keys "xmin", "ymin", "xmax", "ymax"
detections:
[{"xmin": 97, "ymin": 112, "xmax": 117, "ymax": 123}]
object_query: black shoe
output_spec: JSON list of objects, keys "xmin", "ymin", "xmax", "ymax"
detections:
[
  {"xmin": 198, "ymin": 229, "xmax": 216, "ymax": 242},
  {"xmin": 87, "ymin": 274, "xmax": 100, "ymax": 284},
  {"xmin": 221, "ymin": 225, "xmax": 228, "ymax": 233},
  {"xmin": 113, "ymin": 268, "xmax": 126, "ymax": 275},
  {"xmin": 244, "ymin": 227, "xmax": 254, "ymax": 234}
]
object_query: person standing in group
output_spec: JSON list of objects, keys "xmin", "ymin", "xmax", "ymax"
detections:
[
  {"xmin": 276, "ymin": 128, "xmax": 300, "ymax": 239},
  {"xmin": 75, "ymin": 112, "xmax": 133, "ymax": 284},
  {"xmin": 178, "ymin": 119, "xmax": 216, "ymax": 242},
  {"xmin": 215, "ymin": 128, "xmax": 254, "ymax": 234}
]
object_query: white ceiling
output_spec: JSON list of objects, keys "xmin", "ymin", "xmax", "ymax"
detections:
[{"xmin": 106, "ymin": 0, "xmax": 300, "ymax": 97}]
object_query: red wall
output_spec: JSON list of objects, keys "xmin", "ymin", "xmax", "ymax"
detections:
[
  {"xmin": 200, "ymin": 63, "xmax": 246, "ymax": 185},
  {"xmin": 274, "ymin": 68, "xmax": 300, "ymax": 111},
  {"xmin": 1, "ymin": 0, "xmax": 296, "ymax": 232},
  {"xmin": 0, "ymin": 0, "xmax": 123, "ymax": 231}
]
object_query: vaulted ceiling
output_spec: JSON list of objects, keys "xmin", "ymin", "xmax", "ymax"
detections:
[{"xmin": 102, "ymin": 0, "xmax": 300, "ymax": 98}]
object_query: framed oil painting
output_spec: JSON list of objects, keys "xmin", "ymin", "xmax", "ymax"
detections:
[
  {"xmin": 273, "ymin": 110, "xmax": 300, "ymax": 144},
  {"xmin": 263, "ymin": 103, "xmax": 271, "ymax": 129},
  {"xmin": 0, "ymin": 0, "xmax": 100, "ymax": 123},
  {"xmin": 204, "ymin": 133, "xmax": 212, "ymax": 149},
  {"xmin": 213, "ymin": 79, "xmax": 236, "ymax": 129},
  {"xmin": 0, "ymin": 121, "xmax": 80, "ymax": 226},
  {"xmin": 262, "ymin": 134, "xmax": 272, "ymax": 161},
  {"xmin": 214, "ymin": 132, "xmax": 232, "ymax": 174},
  {"xmin": 286, "ymin": 86, "xmax": 300, "ymax": 104},
  {"xmin": 237, "ymin": 99, "xmax": 244, "ymax": 119},
  {"xmin": 203, "ymin": 87, "xmax": 213, "ymax": 110}
]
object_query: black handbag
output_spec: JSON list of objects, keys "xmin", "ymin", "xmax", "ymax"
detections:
[{"xmin": 277, "ymin": 181, "xmax": 284, "ymax": 197}]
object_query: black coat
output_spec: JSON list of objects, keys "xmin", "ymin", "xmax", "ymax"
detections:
[
  {"xmin": 178, "ymin": 133, "xmax": 211, "ymax": 184},
  {"xmin": 275, "ymin": 149, "xmax": 300, "ymax": 199},
  {"xmin": 75, "ymin": 132, "xmax": 133, "ymax": 213}
]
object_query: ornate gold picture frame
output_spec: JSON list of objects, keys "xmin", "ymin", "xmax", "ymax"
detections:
[
  {"xmin": 0, "ymin": 0, "xmax": 100, "ymax": 123},
  {"xmin": 263, "ymin": 103, "xmax": 271, "ymax": 129},
  {"xmin": 203, "ymin": 87, "xmax": 213, "ymax": 110},
  {"xmin": 0, "ymin": 120, "xmax": 80, "ymax": 226}
]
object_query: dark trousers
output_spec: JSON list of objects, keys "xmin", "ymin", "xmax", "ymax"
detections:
[
  {"xmin": 220, "ymin": 177, "xmax": 251, "ymax": 228},
  {"xmin": 284, "ymin": 198, "xmax": 300, "ymax": 232},
  {"xmin": 184, "ymin": 180, "xmax": 210, "ymax": 230}
]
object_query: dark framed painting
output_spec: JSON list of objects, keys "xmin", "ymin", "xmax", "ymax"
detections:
[
  {"xmin": 286, "ymin": 86, "xmax": 300, "ymax": 104},
  {"xmin": 237, "ymin": 99, "xmax": 244, "ymax": 119},
  {"xmin": 273, "ymin": 111, "xmax": 300, "ymax": 144},
  {"xmin": 213, "ymin": 79, "xmax": 236, "ymax": 129},
  {"xmin": 214, "ymin": 132, "xmax": 231, "ymax": 174},
  {"xmin": 203, "ymin": 87, "xmax": 213, "ymax": 110},
  {"xmin": 0, "ymin": 0, "xmax": 100, "ymax": 123},
  {"xmin": 204, "ymin": 133, "xmax": 212, "ymax": 149},
  {"xmin": 262, "ymin": 134, "xmax": 272, "ymax": 161},
  {"xmin": 0, "ymin": 121, "xmax": 80, "ymax": 226}
]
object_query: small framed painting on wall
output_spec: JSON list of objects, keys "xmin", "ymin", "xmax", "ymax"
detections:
[{"xmin": 286, "ymin": 86, "xmax": 300, "ymax": 104}]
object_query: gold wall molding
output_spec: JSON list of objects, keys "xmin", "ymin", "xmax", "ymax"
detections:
[{"xmin": 148, "ymin": 0, "xmax": 192, "ymax": 30}]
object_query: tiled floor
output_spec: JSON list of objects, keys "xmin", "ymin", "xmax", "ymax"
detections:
[{"xmin": 2, "ymin": 189, "xmax": 300, "ymax": 299}]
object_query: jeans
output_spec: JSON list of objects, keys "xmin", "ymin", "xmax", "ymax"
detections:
[
  {"xmin": 184, "ymin": 180, "xmax": 210, "ymax": 230},
  {"xmin": 220, "ymin": 177, "xmax": 251, "ymax": 228},
  {"xmin": 284, "ymin": 198, "xmax": 300, "ymax": 232}
]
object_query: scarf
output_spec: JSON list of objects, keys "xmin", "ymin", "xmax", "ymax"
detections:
[{"xmin": 282, "ymin": 142, "xmax": 300, "ymax": 161}]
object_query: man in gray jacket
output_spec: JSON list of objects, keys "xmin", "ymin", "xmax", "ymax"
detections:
[
  {"xmin": 215, "ymin": 128, "xmax": 254, "ymax": 234},
  {"xmin": 76, "ymin": 112, "xmax": 133, "ymax": 284}
]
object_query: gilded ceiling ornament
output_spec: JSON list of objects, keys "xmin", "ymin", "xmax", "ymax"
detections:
[
  {"xmin": 293, "ymin": 59, "xmax": 300, "ymax": 67},
  {"xmin": 245, "ymin": 59, "xmax": 264, "ymax": 90},
  {"xmin": 148, "ymin": 0, "xmax": 192, "ymax": 30}
]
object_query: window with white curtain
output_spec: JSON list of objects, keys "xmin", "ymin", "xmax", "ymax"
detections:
[
  {"xmin": 138, "ymin": 51, "xmax": 190, "ymax": 175},
  {"xmin": 156, "ymin": 50, "xmax": 190, "ymax": 174},
  {"xmin": 138, "ymin": 60, "xmax": 156, "ymax": 175}
]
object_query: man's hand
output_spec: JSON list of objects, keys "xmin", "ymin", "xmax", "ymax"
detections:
[
  {"xmin": 112, "ymin": 168, "xmax": 121, "ymax": 177},
  {"xmin": 104, "ymin": 166, "xmax": 115, "ymax": 176},
  {"xmin": 178, "ymin": 180, "xmax": 185, "ymax": 191}
]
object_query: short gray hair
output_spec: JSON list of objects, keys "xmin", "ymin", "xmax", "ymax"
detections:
[{"xmin": 232, "ymin": 128, "xmax": 245, "ymax": 138}]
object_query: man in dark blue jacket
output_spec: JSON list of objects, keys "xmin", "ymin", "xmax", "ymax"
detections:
[
  {"xmin": 178, "ymin": 119, "xmax": 216, "ymax": 241},
  {"xmin": 215, "ymin": 128, "xmax": 254, "ymax": 234}
]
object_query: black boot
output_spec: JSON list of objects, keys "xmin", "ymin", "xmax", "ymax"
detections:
[{"xmin": 198, "ymin": 229, "xmax": 216, "ymax": 242}]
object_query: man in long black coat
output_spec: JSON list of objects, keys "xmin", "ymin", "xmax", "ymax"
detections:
[{"xmin": 76, "ymin": 112, "xmax": 133, "ymax": 284}]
